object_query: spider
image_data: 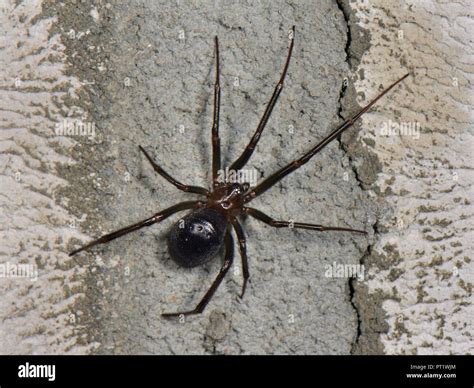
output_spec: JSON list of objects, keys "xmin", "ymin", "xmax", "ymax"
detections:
[{"xmin": 69, "ymin": 26, "xmax": 409, "ymax": 318}]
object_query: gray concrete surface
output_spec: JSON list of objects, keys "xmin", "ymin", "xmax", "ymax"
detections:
[
  {"xmin": 77, "ymin": 0, "xmax": 366, "ymax": 355},
  {"xmin": 1, "ymin": 0, "xmax": 472, "ymax": 355}
]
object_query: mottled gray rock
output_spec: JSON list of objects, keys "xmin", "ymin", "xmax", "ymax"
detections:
[
  {"xmin": 4, "ymin": 0, "xmax": 470, "ymax": 355},
  {"xmin": 57, "ymin": 0, "xmax": 366, "ymax": 354}
]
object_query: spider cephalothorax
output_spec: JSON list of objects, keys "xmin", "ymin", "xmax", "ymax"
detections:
[
  {"xmin": 70, "ymin": 26, "xmax": 409, "ymax": 318},
  {"xmin": 208, "ymin": 182, "xmax": 249, "ymax": 214}
]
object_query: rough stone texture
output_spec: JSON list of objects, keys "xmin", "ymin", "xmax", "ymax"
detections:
[
  {"xmin": 0, "ymin": 1, "xmax": 96, "ymax": 354},
  {"xmin": 1, "ymin": 0, "xmax": 471, "ymax": 355},
  {"xmin": 346, "ymin": 0, "xmax": 474, "ymax": 354}
]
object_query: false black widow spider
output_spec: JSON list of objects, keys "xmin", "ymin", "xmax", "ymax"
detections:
[{"xmin": 70, "ymin": 26, "xmax": 409, "ymax": 318}]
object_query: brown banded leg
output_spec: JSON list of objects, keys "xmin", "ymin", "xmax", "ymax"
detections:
[
  {"xmin": 229, "ymin": 26, "xmax": 295, "ymax": 172},
  {"xmin": 162, "ymin": 231, "xmax": 234, "ymax": 318},
  {"xmin": 211, "ymin": 36, "xmax": 222, "ymax": 188},
  {"xmin": 245, "ymin": 207, "xmax": 367, "ymax": 234},
  {"xmin": 244, "ymin": 73, "xmax": 410, "ymax": 203},
  {"xmin": 230, "ymin": 218, "xmax": 249, "ymax": 298},
  {"xmin": 69, "ymin": 201, "xmax": 202, "ymax": 256},
  {"xmin": 139, "ymin": 146, "xmax": 209, "ymax": 196}
]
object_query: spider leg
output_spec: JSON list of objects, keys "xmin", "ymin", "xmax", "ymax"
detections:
[
  {"xmin": 139, "ymin": 146, "xmax": 209, "ymax": 196},
  {"xmin": 69, "ymin": 201, "xmax": 202, "ymax": 256},
  {"xmin": 211, "ymin": 36, "xmax": 222, "ymax": 188},
  {"xmin": 229, "ymin": 26, "xmax": 295, "ymax": 172},
  {"xmin": 245, "ymin": 207, "xmax": 367, "ymax": 234},
  {"xmin": 230, "ymin": 218, "xmax": 249, "ymax": 299},
  {"xmin": 162, "ymin": 230, "xmax": 234, "ymax": 318},
  {"xmin": 244, "ymin": 73, "xmax": 410, "ymax": 203}
]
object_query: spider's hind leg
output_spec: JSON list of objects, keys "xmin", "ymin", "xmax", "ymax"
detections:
[
  {"xmin": 69, "ymin": 201, "xmax": 201, "ymax": 256},
  {"xmin": 245, "ymin": 207, "xmax": 367, "ymax": 235}
]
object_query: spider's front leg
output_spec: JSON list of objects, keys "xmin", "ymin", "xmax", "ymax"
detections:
[
  {"xmin": 139, "ymin": 146, "xmax": 209, "ymax": 196},
  {"xmin": 211, "ymin": 36, "xmax": 222, "ymax": 189},
  {"xmin": 161, "ymin": 231, "xmax": 234, "ymax": 318},
  {"xmin": 229, "ymin": 26, "xmax": 295, "ymax": 172},
  {"xmin": 243, "ymin": 73, "xmax": 410, "ymax": 202}
]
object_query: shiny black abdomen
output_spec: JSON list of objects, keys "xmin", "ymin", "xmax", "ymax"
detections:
[{"xmin": 168, "ymin": 208, "xmax": 228, "ymax": 268}]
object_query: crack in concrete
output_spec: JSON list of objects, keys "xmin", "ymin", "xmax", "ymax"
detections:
[
  {"xmin": 335, "ymin": 0, "xmax": 351, "ymax": 121},
  {"xmin": 335, "ymin": 0, "xmax": 369, "ymax": 354}
]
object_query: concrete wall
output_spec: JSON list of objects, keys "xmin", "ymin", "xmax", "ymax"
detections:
[{"xmin": 0, "ymin": 0, "xmax": 471, "ymax": 354}]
